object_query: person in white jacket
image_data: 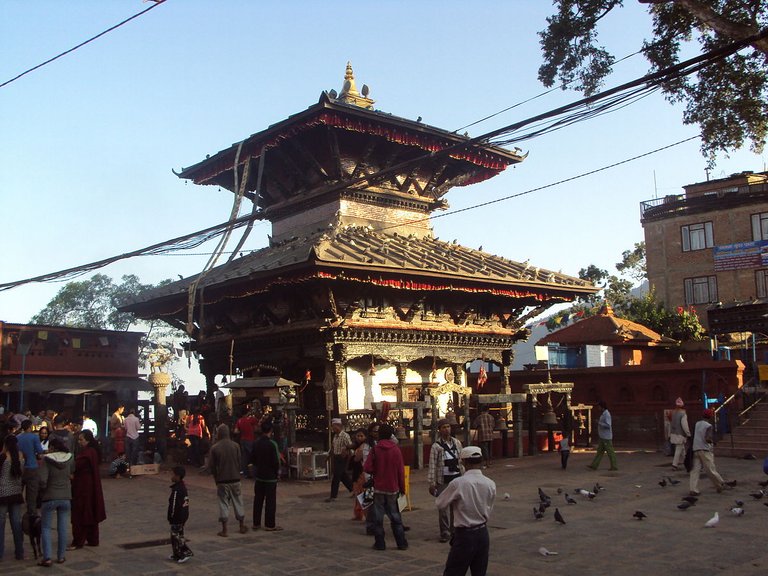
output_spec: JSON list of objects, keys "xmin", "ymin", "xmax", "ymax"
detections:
[{"xmin": 669, "ymin": 398, "xmax": 690, "ymax": 471}]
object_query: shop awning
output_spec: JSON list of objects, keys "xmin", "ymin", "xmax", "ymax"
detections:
[{"xmin": 0, "ymin": 376, "xmax": 152, "ymax": 395}]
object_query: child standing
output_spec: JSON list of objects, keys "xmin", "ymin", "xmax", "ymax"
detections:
[
  {"xmin": 560, "ymin": 411, "xmax": 573, "ymax": 470},
  {"xmin": 168, "ymin": 466, "xmax": 193, "ymax": 564}
]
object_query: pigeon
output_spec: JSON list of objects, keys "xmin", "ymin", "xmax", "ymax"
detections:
[
  {"xmin": 704, "ymin": 512, "xmax": 719, "ymax": 527},
  {"xmin": 730, "ymin": 507, "xmax": 745, "ymax": 516},
  {"xmin": 538, "ymin": 502, "xmax": 547, "ymax": 515},
  {"xmin": 503, "ymin": 493, "xmax": 510, "ymax": 501},
  {"xmin": 677, "ymin": 502, "xmax": 692, "ymax": 510},
  {"xmin": 538, "ymin": 547, "xmax": 559, "ymax": 556},
  {"xmin": 565, "ymin": 494, "xmax": 577, "ymax": 505},
  {"xmin": 734, "ymin": 499, "xmax": 744, "ymax": 507},
  {"xmin": 682, "ymin": 495, "xmax": 698, "ymax": 505},
  {"xmin": 554, "ymin": 508, "xmax": 566, "ymax": 525},
  {"xmin": 658, "ymin": 478, "xmax": 667, "ymax": 488},
  {"xmin": 538, "ymin": 488, "xmax": 551, "ymax": 503},
  {"xmin": 749, "ymin": 490, "xmax": 765, "ymax": 500},
  {"xmin": 541, "ymin": 500, "xmax": 551, "ymax": 510},
  {"xmin": 533, "ymin": 506, "xmax": 544, "ymax": 520},
  {"xmin": 576, "ymin": 489, "xmax": 595, "ymax": 498},
  {"xmin": 593, "ymin": 483, "xmax": 603, "ymax": 493},
  {"xmin": 556, "ymin": 488, "xmax": 563, "ymax": 494},
  {"xmin": 666, "ymin": 476, "xmax": 681, "ymax": 486},
  {"xmin": 633, "ymin": 510, "xmax": 647, "ymax": 520},
  {"xmin": 758, "ymin": 479, "xmax": 768, "ymax": 488}
]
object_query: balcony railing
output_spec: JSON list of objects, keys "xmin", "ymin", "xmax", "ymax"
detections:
[{"xmin": 640, "ymin": 189, "xmax": 768, "ymax": 222}]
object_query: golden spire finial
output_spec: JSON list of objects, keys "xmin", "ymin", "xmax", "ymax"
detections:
[{"xmin": 338, "ymin": 61, "xmax": 374, "ymax": 109}]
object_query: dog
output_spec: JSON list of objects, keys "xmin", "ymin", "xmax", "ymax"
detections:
[{"xmin": 22, "ymin": 512, "xmax": 42, "ymax": 559}]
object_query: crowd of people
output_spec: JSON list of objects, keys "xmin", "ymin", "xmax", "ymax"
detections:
[{"xmin": 0, "ymin": 409, "xmax": 107, "ymax": 567}]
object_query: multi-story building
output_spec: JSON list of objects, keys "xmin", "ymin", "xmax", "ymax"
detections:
[{"xmin": 641, "ymin": 170, "xmax": 768, "ymax": 326}]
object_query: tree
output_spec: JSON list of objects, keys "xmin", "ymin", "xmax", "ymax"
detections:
[
  {"xmin": 538, "ymin": 1, "xmax": 768, "ymax": 165},
  {"xmin": 31, "ymin": 273, "xmax": 186, "ymax": 367},
  {"xmin": 616, "ymin": 241, "xmax": 646, "ymax": 281}
]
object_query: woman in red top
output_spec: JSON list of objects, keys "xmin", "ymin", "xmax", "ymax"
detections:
[{"xmin": 186, "ymin": 412, "xmax": 206, "ymax": 467}]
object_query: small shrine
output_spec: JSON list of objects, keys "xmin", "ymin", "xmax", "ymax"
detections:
[{"xmin": 122, "ymin": 64, "xmax": 596, "ymax": 430}]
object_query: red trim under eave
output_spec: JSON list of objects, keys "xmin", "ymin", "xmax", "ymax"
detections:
[{"xmin": 187, "ymin": 111, "xmax": 517, "ymax": 186}]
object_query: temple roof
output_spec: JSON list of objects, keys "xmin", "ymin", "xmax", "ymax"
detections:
[
  {"xmin": 536, "ymin": 304, "xmax": 676, "ymax": 347},
  {"xmin": 124, "ymin": 225, "xmax": 595, "ymax": 313}
]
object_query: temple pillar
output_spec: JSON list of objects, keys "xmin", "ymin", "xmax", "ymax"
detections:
[
  {"xmin": 149, "ymin": 371, "xmax": 171, "ymax": 463},
  {"xmin": 396, "ymin": 362, "xmax": 408, "ymax": 404}
]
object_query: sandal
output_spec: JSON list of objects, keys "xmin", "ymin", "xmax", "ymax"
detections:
[
  {"xmin": 56, "ymin": 558, "xmax": 66, "ymax": 564},
  {"xmin": 38, "ymin": 559, "xmax": 52, "ymax": 567}
]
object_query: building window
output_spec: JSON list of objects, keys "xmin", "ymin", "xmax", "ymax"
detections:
[
  {"xmin": 681, "ymin": 222, "xmax": 713, "ymax": 251},
  {"xmin": 756, "ymin": 269, "xmax": 768, "ymax": 298},
  {"xmin": 684, "ymin": 276, "xmax": 718, "ymax": 305},
  {"xmin": 751, "ymin": 213, "xmax": 768, "ymax": 241}
]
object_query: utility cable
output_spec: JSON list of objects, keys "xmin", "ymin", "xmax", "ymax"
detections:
[
  {"xmin": 0, "ymin": 30, "xmax": 762, "ymax": 292},
  {"xmin": 0, "ymin": 1, "xmax": 167, "ymax": 90}
]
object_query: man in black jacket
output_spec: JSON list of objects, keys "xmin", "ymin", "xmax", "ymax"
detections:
[
  {"xmin": 251, "ymin": 421, "xmax": 282, "ymax": 531},
  {"xmin": 167, "ymin": 466, "xmax": 193, "ymax": 564}
]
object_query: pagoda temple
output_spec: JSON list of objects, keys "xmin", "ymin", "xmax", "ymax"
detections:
[{"xmin": 123, "ymin": 64, "xmax": 597, "ymax": 418}]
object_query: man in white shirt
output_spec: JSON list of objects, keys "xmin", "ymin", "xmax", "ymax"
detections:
[
  {"xmin": 435, "ymin": 446, "xmax": 496, "ymax": 576},
  {"xmin": 81, "ymin": 413, "xmax": 98, "ymax": 438},
  {"xmin": 690, "ymin": 408, "xmax": 732, "ymax": 495},
  {"xmin": 124, "ymin": 408, "xmax": 142, "ymax": 465}
]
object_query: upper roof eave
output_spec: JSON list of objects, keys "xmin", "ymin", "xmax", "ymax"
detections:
[{"xmin": 176, "ymin": 93, "xmax": 524, "ymax": 184}]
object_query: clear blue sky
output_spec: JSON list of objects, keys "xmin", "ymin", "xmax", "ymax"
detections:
[{"xmin": 1, "ymin": 1, "xmax": 764, "ymax": 385}]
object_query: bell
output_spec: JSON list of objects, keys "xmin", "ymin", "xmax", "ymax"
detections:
[
  {"xmin": 495, "ymin": 415, "xmax": 507, "ymax": 430},
  {"xmin": 445, "ymin": 411, "xmax": 458, "ymax": 426},
  {"xmin": 542, "ymin": 410, "xmax": 558, "ymax": 426},
  {"xmin": 395, "ymin": 425, "xmax": 408, "ymax": 440}
]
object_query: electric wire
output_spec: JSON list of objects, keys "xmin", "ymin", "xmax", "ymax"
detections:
[
  {"xmin": 0, "ymin": 30, "xmax": 763, "ymax": 292},
  {"xmin": 0, "ymin": 1, "xmax": 167, "ymax": 90}
]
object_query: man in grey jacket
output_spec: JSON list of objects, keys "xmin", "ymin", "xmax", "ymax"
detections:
[{"xmin": 209, "ymin": 424, "xmax": 247, "ymax": 537}]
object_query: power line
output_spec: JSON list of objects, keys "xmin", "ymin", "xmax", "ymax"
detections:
[
  {"xmin": 0, "ymin": 30, "xmax": 762, "ymax": 292},
  {"xmin": 0, "ymin": 1, "xmax": 167, "ymax": 90}
]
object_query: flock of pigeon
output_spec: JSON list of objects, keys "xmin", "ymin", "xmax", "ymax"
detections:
[
  {"xmin": 532, "ymin": 473, "xmax": 768, "ymax": 544},
  {"xmin": 532, "ymin": 484, "xmax": 602, "ymax": 526}
]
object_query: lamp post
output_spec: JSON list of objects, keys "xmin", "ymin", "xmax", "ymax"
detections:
[{"xmin": 16, "ymin": 331, "xmax": 34, "ymax": 413}]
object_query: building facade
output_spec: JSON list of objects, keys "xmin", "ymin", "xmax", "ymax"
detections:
[{"xmin": 641, "ymin": 171, "xmax": 768, "ymax": 324}]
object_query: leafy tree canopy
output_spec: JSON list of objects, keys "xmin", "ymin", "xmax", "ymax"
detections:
[
  {"xmin": 30, "ymin": 273, "xmax": 186, "ymax": 367},
  {"xmin": 538, "ymin": 1, "xmax": 768, "ymax": 166}
]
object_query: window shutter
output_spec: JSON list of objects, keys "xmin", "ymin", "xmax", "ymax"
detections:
[
  {"xmin": 681, "ymin": 226, "xmax": 690, "ymax": 252},
  {"xmin": 708, "ymin": 276, "xmax": 718, "ymax": 302},
  {"xmin": 684, "ymin": 278, "xmax": 693, "ymax": 305},
  {"xmin": 705, "ymin": 222, "xmax": 714, "ymax": 247}
]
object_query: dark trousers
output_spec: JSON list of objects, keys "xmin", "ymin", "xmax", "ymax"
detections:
[
  {"xmin": 170, "ymin": 523, "xmax": 192, "ymax": 559},
  {"xmin": 22, "ymin": 468, "xmax": 39, "ymax": 516},
  {"xmin": 371, "ymin": 492, "xmax": 407, "ymax": 549},
  {"xmin": 330, "ymin": 455, "xmax": 353, "ymax": 498},
  {"xmin": 561, "ymin": 450, "xmax": 570, "ymax": 470},
  {"xmin": 443, "ymin": 525, "xmax": 489, "ymax": 576},
  {"xmin": 253, "ymin": 481, "xmax": 277, "ymax": 528},
  {"xmin": 126, "ymin": 436, "xmax": 140, "ymax": 466}
]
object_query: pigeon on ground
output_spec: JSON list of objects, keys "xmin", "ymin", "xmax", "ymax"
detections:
[
  {"xmin": 682, "ymin": 495, "xmax": 698, "ymax": 505},
  {"xmin": 554, "ymin": 508, "xmax": 566, "ymax": 524},
  {"xmin": 538, "ymin": 547, "xmax": 558, "ymax": 556},
  {"xmin": 666, "ymin": 476, "xmax": 681, "ymax": 486},
  {"xmin": 704, "ymin": 512, "xmax": 719, "ymax": 527},
  {"xmin": 533, "ymin": 506, "xmax": 544, "ymax": 520},
  {"xmin": 749, "ymin": 490, "xmax": 764, "ymax": 500},
  {"xmin": 734, "ymin": 499, "xmax": 744, "ymax": 507},
  {"xmin": 593, "ymin": 483, "xmax": 603, "ymax": 493},
  {"xmin": 577, "ymin": 489, "xmax": 596, "ymax": 499},
  {"xmin": 538, "ymin": 502, "xmax": 547, "ymax": 515},
  {"xmin": 539, "ymin": 488, "xmax": 551, "ymax": 503},
  {"xmin": 758, "ymin": 479, "xmax": 768, "ymax": 488},
  {"xmin": 730, "ymin": 507, "xmax": 745, "ymax": 516},
  {"xmin": 565, "ymin": 494, "xmax": 577, "ymax": 505},
  {"xmin": 633, "ymin": 510, "xmax": 647, "ymax": 520},
  {"xmin": 541, "ymin": 500, "xmax": 551, "ymax": 510},
  {"xmin": 556, "ymin": 488, "xmax": 563, "ymax": 494},
  {"xmin": 658, "ymin": 478, "xmax": 667, "ymax": 487},
  {"xmin": 503, "ymin": 493, "xmax": 510, "ymax": 501},
  {"xmin": 677, "ymin": 502, "xmax": 692, "ymax": 510}
]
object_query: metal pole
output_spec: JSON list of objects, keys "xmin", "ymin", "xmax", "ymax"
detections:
[{"xmin": 19, "ymin": 353, "xmax": 26, "ymax": 413}]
